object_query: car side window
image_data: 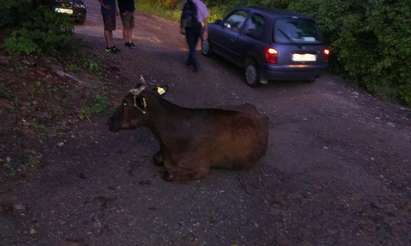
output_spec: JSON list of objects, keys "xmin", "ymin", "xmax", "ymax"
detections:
[
  {"xmin": 243, "ymin": 14, "xmax": 265, "ymax": 40},
  {"xmin": 224, "ymin": 11, "xmax": 248, "ymax": 32}
]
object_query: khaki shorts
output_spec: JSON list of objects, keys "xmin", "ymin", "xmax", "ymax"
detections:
[{"xmin": 120, "ymin": 11, "xmax": 135, "ymax": 29}]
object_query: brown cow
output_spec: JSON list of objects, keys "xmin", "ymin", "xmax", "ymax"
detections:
[{"xmin": 108, "ymin": 83, "xmax": 269, "ymax": 182}]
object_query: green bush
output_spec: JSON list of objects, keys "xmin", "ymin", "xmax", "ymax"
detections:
[
  {"xmin": 0, "ymin": 0, "xmax": 32, "ymax": 28},
  {"xmin": 289, "ymin": 0, "xmax": 411, "ymax": 105},
  {"xmin": 4, "ymin": 29, "xmax": 40, "ymax": 55},
  {"xmin": 2, "ymin": 3, "xmax": 74, "ymax": 55}
]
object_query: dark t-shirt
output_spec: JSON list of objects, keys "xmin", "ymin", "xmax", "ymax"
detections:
[{"xmin": 118, "ymin": 0, "xmax": 135, "ymax": 13}]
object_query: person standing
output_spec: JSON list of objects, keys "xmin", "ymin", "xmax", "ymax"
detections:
[
  {"xmin": 118, "ymin": 0, "xmax": 136, "ymax": 48},
  {"xmin": 98, "ymin": 0, "xmax": 120, "ymax": 53},
  {"xmin": 180, "ymin": 0, "xmax": 209, "ymax": 72}
]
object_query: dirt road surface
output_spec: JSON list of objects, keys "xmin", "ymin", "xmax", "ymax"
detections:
[{"xmin": 1, "ymin": 1, "xmax": 410, "ymax": 245}]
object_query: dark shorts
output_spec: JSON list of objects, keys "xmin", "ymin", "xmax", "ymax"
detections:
[
  {"xmin": 101, "ymin": 3, "xmax": 116, "ymax": 31},
  {"xmin": 120, "ymin": 11, "xmax": 134, "ymax": 29}
]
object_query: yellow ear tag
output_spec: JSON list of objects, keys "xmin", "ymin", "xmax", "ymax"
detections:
[{"xmin": 156, "ymin": 87, "xmax": 166, "ymax": 95}]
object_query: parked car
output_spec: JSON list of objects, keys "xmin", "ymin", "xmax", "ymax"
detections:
[
  {"xmin": 203, "ymin": 6, "xmax": 330, "ymax": 86},
  {"xmin": 52, "ymin": 0, "xmax": 87, "ymax": 25}
]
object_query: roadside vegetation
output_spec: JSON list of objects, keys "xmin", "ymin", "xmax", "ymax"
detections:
[
  {"xmin": 139, "ymin": 0, "xmax": 411, "ymax": 106},
  {"xmin": 1, "ymin": 0, "xmax": 74, "ymax": 55},
  {"xmin": 0, "ymin": 0, "xmax": 114, "ymax": 182}
]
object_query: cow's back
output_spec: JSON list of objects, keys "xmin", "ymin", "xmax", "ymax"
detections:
[
  {"xmin": 206, "ymin": 104, "xmax": 269, "ymax": 169},
  {"xmin": 152, "ymin": 100, "xmax": 269, "ymax": 171}
]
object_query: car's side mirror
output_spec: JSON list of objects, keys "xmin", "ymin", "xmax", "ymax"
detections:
[{"xmin": 214, "ymin": 19, "xmax": 223, "ymax": 26}]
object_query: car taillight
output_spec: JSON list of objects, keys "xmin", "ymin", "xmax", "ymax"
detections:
[
  {"xmin": 264, "ymin": 48, "xmax": 278, "ymax": 64},
  {"xmin": 323, "ymin": 48, "xmax": 330, "ymax": 62}
]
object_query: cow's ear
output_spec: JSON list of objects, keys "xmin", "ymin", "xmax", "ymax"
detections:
[{"xmin": 154, "ymin": 85, "xmax": 168, "ymax": 96}]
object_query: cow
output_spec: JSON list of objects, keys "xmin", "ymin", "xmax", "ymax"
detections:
[{"xmin": 108, "ymin": 82, "xmax": 269, "ymax": 182}]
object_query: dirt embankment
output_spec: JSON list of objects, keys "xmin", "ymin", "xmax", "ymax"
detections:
[{"xmin": 0, "ymin": 49, "xmax": 125, "ymax": 183}]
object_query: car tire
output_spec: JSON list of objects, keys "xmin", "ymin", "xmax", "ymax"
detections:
[
  {"xmin": 244, "ymin": 60, "xmax": 261, "ymax": 87},
  {"xmin": 201, "ymin": 39, "xmax": 213, "ymax": 57}
]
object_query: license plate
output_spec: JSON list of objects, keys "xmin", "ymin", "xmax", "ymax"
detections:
[
  {"xmin": 55, "ymin": 8, "xmax": 74, "ymax": 15},
  {"xmin": 292, "ymin": 53, "xmax": 317, "ymax": 62}
]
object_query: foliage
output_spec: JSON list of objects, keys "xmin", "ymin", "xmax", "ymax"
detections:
[
  {"xmin": 0, "ymin": 0, "xmax": 31, "ymax": 27},
  {"xmin": 289, "ymin": 0, "xmax": 411, "ymax": 105},
  {"xmin": 0, "ymin": 83, "xmax": 14, "ymax": 100},
  {"xmin": 139, "ymin": 0, "xmax": 182, "ymax": 21},
  {"xmin": 4, "ymin": 30, "xmax": 40, "ymax": 55},
  {"xmin": 1, "ymin": 2, "xmax": 74, "ymax": 55}
]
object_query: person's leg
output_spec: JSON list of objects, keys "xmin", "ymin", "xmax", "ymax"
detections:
[
  {"xmin": 127, "ymin": 12, "xmax": 135, "ymax": 44},
  {"xmin": 120, "ymin": 12, "xmax": 127, "ymax": 43},
  {"xmin": 122, "ymin": 28, "xmax": 127, "ymax": 43},
  {"xmin": 126, "ymin": 29, "xmax": 132, "ymax": 43},
  {"xmin": 189, "ymin": 28, "xmax": 201, "ymax": 71},
  {"xmin": 104, "ymin": 30, "xmax": 114, "ymax": 48},
  {"xmin": 185, "ymin": 28, "xmax": 195, "ymax": 66},
  {"xmin": 102, "ymin": 9, "xmax": 118, "ymax": 52},
  {"xmin": 128, "ymin": 27, "xmax": 133, "ymax": 43},
  {"xmin": 122, "ymin": 12, "xmax": 135, "ymax": 47}
]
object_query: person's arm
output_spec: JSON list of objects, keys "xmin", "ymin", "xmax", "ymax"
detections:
[
  {"xmin": 202, "ymin": 3, "xmax": 209, "ymax": 39},
  {"xmin": 202, "ymin": 18, "xmax": 208, "ymax": 39}
]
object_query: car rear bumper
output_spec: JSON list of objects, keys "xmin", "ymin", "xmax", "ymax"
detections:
[
  {"xmin": 262, "ymin": 63, "xmax": 328, "ymax": 81},
  {"xmin": 53, "ymin": 6, "xmax": 86, "ymax": 22}
]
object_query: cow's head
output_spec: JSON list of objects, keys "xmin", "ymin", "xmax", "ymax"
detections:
[{"xmin": 108, "ymin": 82, "xmax": 167, "ymax": 132}]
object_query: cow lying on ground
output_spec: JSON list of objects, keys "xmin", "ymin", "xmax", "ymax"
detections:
[{"xmin": 108, "ymin": 83, "xmax": 269, "ymax": 182}]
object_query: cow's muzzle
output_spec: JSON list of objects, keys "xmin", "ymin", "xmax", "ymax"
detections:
[
  {"xmin": 108, "ymin": 111, "xmax": 121, "ymax": 132},
  {"xmin": 108, "ymin": 117, "xmax": 119, "ymax": 132}
]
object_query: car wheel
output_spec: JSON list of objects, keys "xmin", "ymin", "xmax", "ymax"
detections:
[
  {"xmin": 244, "ymin": 60, "xmax": 261, "ymax": 87},
  {"xmin": 201, "ymin": 39, "xmax": 212, "ymax": 57}
]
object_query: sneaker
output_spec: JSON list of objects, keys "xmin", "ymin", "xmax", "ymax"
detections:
[
  {"xmin": 125, "ymin": 42, "xmax": 136, "ymax": 49},
  {"xmin": 105, "ymin": 46, "xmax": 120, "ymax": 54}
]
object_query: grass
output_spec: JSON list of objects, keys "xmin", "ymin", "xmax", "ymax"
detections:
[
  {"xmin": 137, "ymin": 0, "xmax": 227, "ymax": 23},
  {"xmin": 0, "ymin": 83, "xmax": 14, "ymax": 100},
  {"xmin": 31, "ymin": 120, "xmax": 48, "ymax": 138},
  {"xmin": 66, "ymin": 55, "xmax": 102, "ymax": 76},
  {"xmin": 138, "ymin": 0, "xmax": 182, "ymax": 21},
  {"xmin": 79, "ymin": 95, "xmax": 109, "ymax": 120},
  {"xmin": 1, "ymin": 151, "xmax": 42, "ymax": 178}
]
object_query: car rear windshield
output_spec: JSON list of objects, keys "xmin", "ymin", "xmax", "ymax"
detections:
[{"xmin": 274, "ymin": 18, "xmax": 322, "ymax": 44}]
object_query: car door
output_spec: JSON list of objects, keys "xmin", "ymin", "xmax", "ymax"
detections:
[
  {"xmin": 237, "ymin": 13, "xmax": 267, "ymax": 66},
  {"xmin": 212, "ymin": 10, "xmax": 249, "ymax": 63}
]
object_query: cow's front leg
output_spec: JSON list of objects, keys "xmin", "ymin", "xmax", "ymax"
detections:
[{"xmin": 152, "ymin": 150, "xmax": 164, "ymax": 166}]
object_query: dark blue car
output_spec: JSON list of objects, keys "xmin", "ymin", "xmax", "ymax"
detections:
[{"xmin": 203, "ymin": 6, "xmax": 330, "ymax": 86}]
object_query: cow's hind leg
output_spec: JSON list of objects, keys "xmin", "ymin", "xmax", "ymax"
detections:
[
  {"xmin": 163, "ymin": 166, "xmax": 209, "ymax": 182},
  {"xmin": 153, "ymin": 151, "xmax": 164, "ymax": 166}
]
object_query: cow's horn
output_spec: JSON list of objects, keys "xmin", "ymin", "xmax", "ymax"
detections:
[{"xmin": 139, "ymin": 75, "xmax": 147, "ymax": 85}]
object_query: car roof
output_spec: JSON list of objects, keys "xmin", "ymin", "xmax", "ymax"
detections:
[{"xmin": 241, "ymin": 6, "xmax": 310, "ymax": 19}]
